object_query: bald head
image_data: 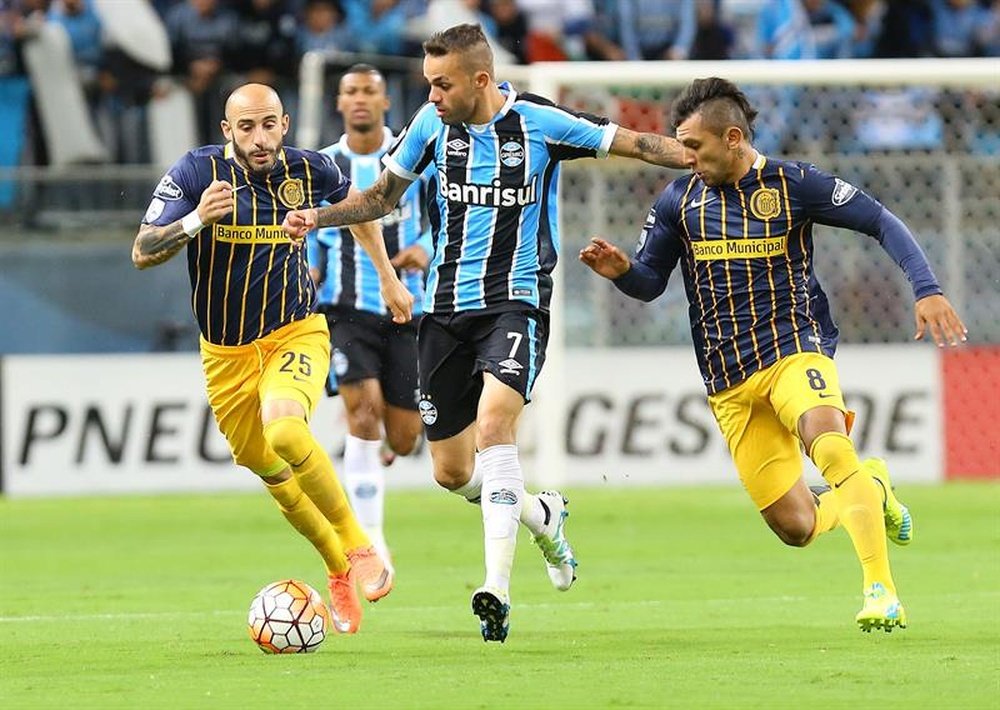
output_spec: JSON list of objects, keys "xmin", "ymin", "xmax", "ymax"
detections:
[
  {"xmin": 220, "ymin": 83, "xmax": 289, "ymax": 176},
  {"xmin": 225, "ymin": 83, "xmax": 284, "ymax": 122}
]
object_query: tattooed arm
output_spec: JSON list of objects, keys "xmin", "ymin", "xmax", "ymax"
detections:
[
  {"xmin": 132, "ymin": 180, "xmax": 236, "ymax": 270},
  {"xmin": 610, "ymin": 127, "xmax": 686, "ymax": 169},
  {"xmin": 132, "ymin": 221, "xmax": 191, "ymax": 270},
  {"xmin": 283, "ymin": 170, "xmax": 412, "ymax": 240}
]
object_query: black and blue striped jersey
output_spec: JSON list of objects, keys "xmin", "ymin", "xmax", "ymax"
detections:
[
  {"xmin": 383, "ymin": 82, "xmax": 617, "ymax": 315},
  {"xmin": 141, "ymin": 142, "xmax": 350, "ymax": 345},
  {"xmin": 306, "ymin": 128, "xmax": 431, "ymax": 316},
  {"xmin": 624, "ymin": 154, "xmax": 942, "ymax": 394}
]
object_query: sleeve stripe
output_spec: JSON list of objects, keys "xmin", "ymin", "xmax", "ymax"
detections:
[{"xmin": 383, "ymin": 154, "xmax": 419, "ymax": 181}]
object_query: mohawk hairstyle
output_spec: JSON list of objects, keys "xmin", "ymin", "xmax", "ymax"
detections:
[{"xmin": 671, "ymin": 77, "xmax": 759, "ymax": 138}]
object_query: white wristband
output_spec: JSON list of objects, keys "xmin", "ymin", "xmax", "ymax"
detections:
[{"xmin": 181, "ymin": 210, "xmax": 204, "ymax": 238}]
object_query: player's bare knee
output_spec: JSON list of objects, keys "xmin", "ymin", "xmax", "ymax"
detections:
[
  {"xmin": 770, "ymin": 515, "xmax": 815, "ymax": 547},
  {"xmin": 432, "ymin": 462, "xmax": 472, "ymax": 491},
  {"xmin": 475, "ymin": 418, "xmax": 516, "ymax": 450}
]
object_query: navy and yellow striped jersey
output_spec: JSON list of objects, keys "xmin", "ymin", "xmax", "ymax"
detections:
[
  {"xmin": 141, "ymin": 143, "xmax": 350, "ymax": 345},
  {"xmin": 306, "ymin": 128, "xmax": 431, "ymax": 316},
  {"xmin": 624, "ymin": 154, "xmax": 941, "ymax": 394},
  {"xmin": 383, "ymin": 82, "xmax": 617, "ymax": 315}
]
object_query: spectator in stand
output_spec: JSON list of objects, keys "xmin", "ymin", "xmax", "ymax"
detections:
[
  {"xmin": 593, "ymin": 0, "xmax": 697, "ymax": 60},
  {"xmin": 517, "ymin": 0, "xmax": 624, "ymax": 61},
  {"xmin": 758, "ymin": 0, "xmax": 815, "ymax": 60},
  {"xmin": 483, "ymin": 0, "xmax": 529, "ymax": 63},
  {"xmin": 228, "ymin": 0, "xmax": 300, "ymax": 87},
  {"xmin": 846, "ymin": 0, "xmax": 886, "ymax": 57},
  {"xmin": 343, "ymin": 0, "xmax": 408, "ymax": 56},
  {"xmin": 47, "ymin": 0, "xmax": 102, "ymax": 95},
  {"xmin": 298, "ymin": 0, "xmax": 354, "ymax": 54},
  {"xmin": 976, "ymin": 0, "xmax": 1000, "ymax": 56},
  {"xmin": 930, "ymin": 0, "xmax": 991, "ymax": 56},
  {"xmin": 165, "ymin": 0, "xmax": 237, "ymax": 145},
  {"xmin": 872, "ymin": 0, "xmax": 933, "ymax": 57},
  {"xmin": 803, "ymin": 0, "xmax": 856, "ymax": 58},
  {"xmin": 690, "ymin": 0, "xmax": 734, "ymax": 61}
]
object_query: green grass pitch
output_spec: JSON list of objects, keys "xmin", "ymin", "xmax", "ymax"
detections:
[{"xmin": 1, "ymin": 482, "xmax": 997, "ymax": 708}]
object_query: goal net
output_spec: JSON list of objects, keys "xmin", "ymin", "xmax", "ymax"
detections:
[
  {"xmin": 297, "ymin": 56, "xmax": 998, "ymax": 487},
  {"xmin": 496, "ymin": 59, "xmax": 999, "ymax": 486}
]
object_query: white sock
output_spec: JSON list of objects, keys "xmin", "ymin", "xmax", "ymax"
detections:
[
  {"xmin": 451, "ymin": 461, "xmax": 483, "ymax": 504},
  {"xmin": 343, "ymin": 434, "xmax": 385, "ymax": 542},
  {"xmin": 519, "ymin": 491, "xmax": 547, "ymax": 535},
  {"xmin": 478, "ymin": 444, "xmax": 523, "ymax": 594}
]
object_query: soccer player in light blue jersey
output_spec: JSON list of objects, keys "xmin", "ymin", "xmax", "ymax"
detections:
[
  {"xmin": 307, "ymin": 64, "xmax": 433, "ymax": 570},
  {"xmin": 284, "ymin": 23, "xmax": 687, "ymax": 642},
  {"xmin": 580, "ymin": 77, "xmax": 968, "ymax": 632}
]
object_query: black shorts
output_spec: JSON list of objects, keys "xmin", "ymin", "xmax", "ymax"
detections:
[
  {"xmin": 321, "ymin": 305, "xmax": 420, "ymax": 411},
  {"xmin": 417, "ymin": 308, "xmax": 548, "ymax": 441}
]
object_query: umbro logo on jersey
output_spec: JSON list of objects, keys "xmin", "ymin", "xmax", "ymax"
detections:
[
  {"xmin": 446, "ymin": 138, "xmax": 469, "ymax": 157},
  {"xmin": 498, "ymin": 358, "xmax": 522, "ymax": 375},
  {"xmin": 689, "ymin": 195, "xmax": 716, "ymax": 209}
]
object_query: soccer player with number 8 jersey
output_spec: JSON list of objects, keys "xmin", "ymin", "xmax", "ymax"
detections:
[{"xmin": 581, "ymin": 77, "xmax": 968, "ymax": 632}]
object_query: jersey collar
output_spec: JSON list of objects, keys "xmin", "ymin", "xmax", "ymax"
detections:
[{"xmin": 467, "ymin": 81, "xmax": 516, "ymax": 132}]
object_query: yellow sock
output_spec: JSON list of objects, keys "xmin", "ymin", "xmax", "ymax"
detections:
[
  {"xmin": 263, "ymin": 416, "xmax": 370, "ymax": 552},
  {"xmin": 263, "ymin": 475, "xmax": 349, "ymax": 575},
  {"xmin": 805, "ymin": 488, "xmax": 840, "ymax": 544},
  {"xmin": 809, "ymin": 432, "xmax": 894, "ymax": 593}
]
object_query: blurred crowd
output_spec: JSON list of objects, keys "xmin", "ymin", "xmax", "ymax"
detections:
[{"xmin": 0, "ymin": 0, "xmax": 997, "ymax": 166}]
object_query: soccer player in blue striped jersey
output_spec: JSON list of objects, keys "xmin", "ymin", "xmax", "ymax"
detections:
[
  {"xmin": 132, "ymin": 83, "xmax": 414, "ymax": 634},
  {"xmin": 306, "ymin": 64, "xmax": 434, "ymax": 570},
  {"xmin": 283, "ymin": 23, "xmax": 687, "ymax": 642},
  {"xmin": 581, "ymin": 77, "xmax": 968, "ymax": 632}
]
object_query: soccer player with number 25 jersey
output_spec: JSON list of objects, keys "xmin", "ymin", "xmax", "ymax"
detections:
[
  {"xmin": 284, "ymin": 24, "xmax": 688, "ymax": 642},
  {"xmin": 132, "ymin": 83, "xmax": 414, "ymax": 636},
  {"xmin": 581, "ymin": 77, "xmax": 968, "ymax": 632}
]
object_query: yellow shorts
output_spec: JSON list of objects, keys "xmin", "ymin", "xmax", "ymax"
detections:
[
  {"xmin": 200, "ymin": 314, "xmax": 331, "ymax": 477},
  {"xmin": 708, "ymin": 352, "xmax": 851, "ymax": 510}
]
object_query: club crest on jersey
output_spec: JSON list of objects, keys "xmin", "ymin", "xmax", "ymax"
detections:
[
  {"xmin": 499, "ymin": 140, "xmax": 525, "ymax": 167},
  {"xmin": 750, "ymin": 187, "xmax": 782, "ymax": 220},
  {"xmin": 832, "ymin": 178, "xmax": 859, "ymax": 206},
  {"xmin": 277, "ymin": 178, "xmax": 305, "ymax": 209},
  {"xmin": 154, "ymin": 175, "xmax": 183, "ymax": 201}
]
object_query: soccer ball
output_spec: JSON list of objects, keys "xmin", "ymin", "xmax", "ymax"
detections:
[{"xmin": 247, "ymin": 579, "xmax": 330, "ymax": 654}]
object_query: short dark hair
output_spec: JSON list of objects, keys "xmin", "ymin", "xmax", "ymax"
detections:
[
  {"xmin": 423, "ymin": 23, "xmax": 489, "ymax": 57},
  {"xmin": 671, "ymin": 77, "xmax": 758, "ymax": 138},
  {"xmin": 342, "ymin": 63, "xmax": 383, "ymax": 80}
]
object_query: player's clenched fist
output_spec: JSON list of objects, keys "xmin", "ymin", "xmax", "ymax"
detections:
[
  {"xmin": 197, "ymin": 180, "xmax": 239, "ymax": 225},
  {"xmin": 282, "ymin": 208, "xmax": 318, "ymax": 243}
]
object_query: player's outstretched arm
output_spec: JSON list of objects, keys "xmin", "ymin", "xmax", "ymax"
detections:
[
  {"xmin": 283, "ymin": 170, "xmax": 412, "ymax": 240},
  {"xmin": 132, "ymin": 180, "xmax": 236, "ymax": 270},
  {"xmin": 609, "ymin": 127, "xmax": 685, "ymax": 169},
  {"xmin": 914, "ymin": 294, "xmax": 967, "ymax": 347},
  {"xmin": 347, "ymin": 216, "xmax": 414, "ymax": 324}
]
